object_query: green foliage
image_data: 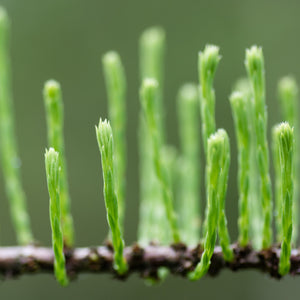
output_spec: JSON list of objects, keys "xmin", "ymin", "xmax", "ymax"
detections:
[
  {"xmin": 245, "ymin": 46, "xmax": 272, "ymax": 249},
  {"xmin": 44, "ymin": 80, "xmax": 74, "ymax": 247},
  {"xmin": 96, "ymin": 119, "xmax": 128, "ymax": 274},
  {"xmin": 177, "ymin": 83, "xmax": 201, "ymax": 245},
  {"xmin": 0, "ymin": 6, "xmax": 298, "ymax": 283},
  {"xmin": 45, "ymin": 148, "xmax": 68, "ymax": 286},
  {"xmin": 0, "ymin": 8, "xmax": 33, "ymax": 245},
  {"xmin": 273, "ymin": 123, "xmax": 294, "ymax": 275},
  {"xmin": 102, "ymin": 51, "xmax": 127, "ymax": 230}
]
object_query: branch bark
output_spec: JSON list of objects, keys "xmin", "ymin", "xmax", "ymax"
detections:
[{"xmin": 0, "ymin": 243, "xmax": 300, "ymax": 281}]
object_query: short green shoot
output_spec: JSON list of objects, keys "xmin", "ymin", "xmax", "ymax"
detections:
[
  {"xmin": 45, "ymin": 148, "xmax": 68, "ymax": 286},
  {"xmin": 96, "ymin": 119, "xmax": 128, "ymax": 274},
  {"xmin": 44, "ymin": 80, "xmax": 74, "ymax": 247},
  {"xmin": 278, "ymin": 76, "xmax": 299, "ymax": 244},
  {"xmin": 273, "ymin": 123, "xmax": 294, "ymax": 275},
  {"xmin": 189, "ymin": 129, "xmax": 227, "ymax": 280}
]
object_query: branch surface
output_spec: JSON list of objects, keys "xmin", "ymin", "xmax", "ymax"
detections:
[{"xmin": 1, "ymin": 243, "xmax": 300, "ymax": 280}]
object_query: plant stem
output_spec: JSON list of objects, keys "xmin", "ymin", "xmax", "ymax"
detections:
[
  {"xmin": 44, "ymin": 80, "xmax": 74, "ymax": 247},
  {"xmin": 0, "ymin": 8, "xmax": 33, "ymax": 245},
  {"xmin": 96, "ymin": 119, "xmax": 128, "ymax": 274},
  {"xmin": 245, "ymin": 46, "xmax": 273, "ymax": 249}
]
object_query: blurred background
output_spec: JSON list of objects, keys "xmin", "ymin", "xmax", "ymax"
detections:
[{"xmin": 0, "ymin": 0, "xmax": 299, "ymax": 298}]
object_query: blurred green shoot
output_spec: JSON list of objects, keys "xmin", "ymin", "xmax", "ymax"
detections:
[
  {"xmin": 177, "ymin": 83, "xmax": 201, "ymax": 245},
  {"xmin": 273, "ymin": 123, "xmax": 294, "ymax": 275},
  {"xmin": 278, "ymin": 76, "xmax": 299, "ymax": 244},
  {"xmin": 138, "ymin": 26, "xmax": 168, "ymax": 245},
  {"xmin": 229, "ymin": 91, "xmax": 251, "ymax": 247},
  {"xmin": 0, "ymin": 7, "xmax": 33, "ymax": 245},
  {"xmin": 234, "ymin": 78, "xmax": 262, "ymax": 249},
  {"xmin": 245, "ymin": 46, "xmax": 272, "ymax": 249},
  {"xmin": 96, "ymin": 119, "xmax": 128, "ymax": 274},
  {"xmin": 45, "ymin": 148, "xmax": 68, "ymax": 286},
  {"xmin": 199, "ymin": 45, "xmax": 221, "ymax": 154},
  {"xmin": 44, "ymin": 80, "xmax": 74, "ymax": 247},
  {"xmin": 102, "ymin": 51, "xmax": 127, "ymax": 230},
  {"xmin": 140, "ymin": 78, "xmax": 180, "ymax": 243}
]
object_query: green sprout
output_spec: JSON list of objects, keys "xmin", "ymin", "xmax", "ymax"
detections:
[
  {"xmin": 44, "ymin": 80, "xmax": 74, "ymax": 247},
  {"xmin": 138, "ymin": 27, "xmax": 168, "ymax": 245},
  {"xmin": 45, "ymin": 148, "xmax": 68, "ymax": 286},
  {"xmin": 245, "ymin": 46, "xmax": 272, "ymax": 249},
  {"xmin": 0, "ymin": 7, "xmax": 33, "ymax": 245},
  {"xmin": 229, "ymin": 91, "xmax": 251, "ymax": 247},
  {"xmin": 140, "ymin": 78, "xmax": 180, "ymax": 243},
  {"xmin": 273, "ymin": 123, "xmax": 294, "ymax": 275},
  {"xmin": 217, "ymin": 130, "xmax": 233, "ymax": 261},
  {"xmin": 189, "ymin": 129, "xmax": 230, "ymax": 280},
  {"xmin": 277, "ymin": 76, "xmax": 299, "ymax": 244},
  {"xmin": 177, "ymin": 83, "xmax": 201, "ymax": 245},
  {"xmin": 199, "ymin": 45, "xmax": 221, "ymax": 154},
  {"xmin": 102, "ymin": 51, "xmax": 127, "ymax": 230},
  {"xmin": 96, "ymin": 119, "xmax": 128, "ymax": 274}
]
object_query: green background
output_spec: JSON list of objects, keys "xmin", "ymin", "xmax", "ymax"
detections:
[{"xmin": 0, "ymin": 0, "xmax": 299, "ymax": 299}]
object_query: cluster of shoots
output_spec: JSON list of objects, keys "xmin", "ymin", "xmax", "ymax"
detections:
[{"xmin": 0, "ymin": 7, "xmax": 298, "ymax": 285}]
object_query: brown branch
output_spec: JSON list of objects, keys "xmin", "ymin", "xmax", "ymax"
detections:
[{"xmin": 0, "ymin": 243, "xmax": 300, "ymax": 281}]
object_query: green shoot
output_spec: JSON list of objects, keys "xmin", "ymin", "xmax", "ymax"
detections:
[
  {"xmin": 138, "ymin": 27, "xmax": 167, "ymax": 245},
  {"xmin": 229, "ymin": 91, "xmax": 251, "ymax": 247},
  {"xmin": 44, "ymin": 80, "xmax": 74, "ymax": 247},
  {"xmin": 234, "ymin": 78, "xmax": 262, "ymax": 249},
  {"xmin": 45, "ymin": 148, "xmax": 68, "ymax": 286},
  {"xmin": 273, "ymin": 123, "xmax": 294, "ymax": 275},
  {"xmin": 140, "ymin": 78, "xmax": 180, "ymax": 243},
  {"xmin": 96, "ymin": 119, "xmax": 127, "ymax": 274},
  {"xmin": 199, "ymin": 45, "xmax": 221, "ymax": 154},
  {"xmin": 0, "ymin": 7, "xmax": 33, "ymax": 245},
  {"xmin": 217, "ymin": 129, "xmax": 233, "ymax": 261},
  {"xmin": 278, "ymin": 76, "xmax": 299, "ymax": 244},
  {"xmin": 177, "ymin": 83, "xmax": 201, "ymax": 245},
  {"xmin": 245, "ymin": 46, "xmax": 272, "ymax": 249},
  {"xmin": 189, "ymin": 129, "xmax": 227, "ymax": 280},
  {"xmin": 102, "ymin": 51, "xmax": 127, "ymax": 230}
]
